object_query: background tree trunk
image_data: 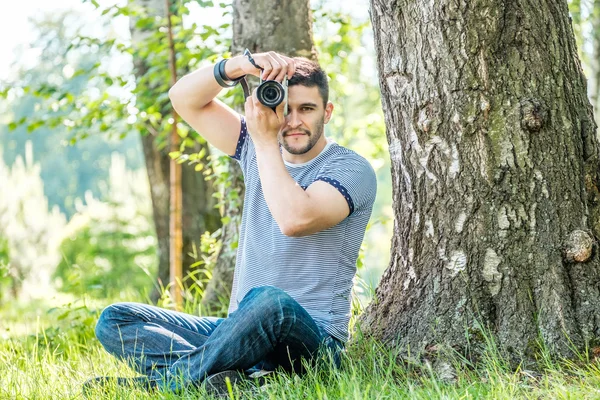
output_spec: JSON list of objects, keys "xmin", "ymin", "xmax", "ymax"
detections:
[
  {"xmin": 130, "ymin": 0, "xmax": 221, "ymax": 302},
  {"xmin": 201, "ymin": 0, "xmax": 317, "ymax": 312},
  {"xmin": 362, "ymin": 0, "xmax": 600, "ymax": 362}
]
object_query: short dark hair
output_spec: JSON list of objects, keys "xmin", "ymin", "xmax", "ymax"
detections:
[{"xmin": 289, "ymin": 58, "xmax": 329, "ymax": 106}]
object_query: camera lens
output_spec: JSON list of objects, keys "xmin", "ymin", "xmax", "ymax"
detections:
[
  {"xmin": 263, "ymin": 87, "xmax": 279, "ymax": 103},
  {"xmin": 257, "ymin": 81, "xmax": 284, "ymax": 108}
]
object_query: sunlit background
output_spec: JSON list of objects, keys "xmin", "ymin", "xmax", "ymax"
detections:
[
  {"xmin": 0, "ymin": 0, "xmax": 393, "ymax": 319},
  {"xmin": 0, "ymin": 0, "xmax": 598, "ymax": 329},
  {"xmin": 1, "ymin": 1, "xmax": 600, "ymax": 397}
]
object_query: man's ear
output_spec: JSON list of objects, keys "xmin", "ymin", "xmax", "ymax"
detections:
[{"xmin": 324, "ymin": 102, "xmax": 334, "ymax": 124}]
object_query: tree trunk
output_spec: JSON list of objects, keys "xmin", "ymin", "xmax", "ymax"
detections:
[
  {"xmin": 201, "ymin": 0, "xmax": 317, "ymax": 313},
  {"xmin": 591, "ymin": 0, "xmax": 600, "ymax": 123},
  {"xmin": 131, "ymin": 0, "xmax": 220, "ymax": 302},
  {"xmin": 139, "ymin": 133, "xmax": 170, "ymax": 296},
  {"xmin": 362, "ymin": 0, "xmax": 600, "ymax": 362}
]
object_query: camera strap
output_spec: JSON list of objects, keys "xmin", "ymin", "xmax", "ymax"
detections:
[
  {"xmin": 240, "ymin": 77, "xmax": 251, "ymax": 101},
  {"xmin": 240, "ymin": 49, "xmax": 261, "ymax": 101}
]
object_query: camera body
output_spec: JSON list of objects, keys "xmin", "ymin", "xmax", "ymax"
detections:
[{"xmin": 256, "ymin": 76, "xmax": 288, "ymax": 115}]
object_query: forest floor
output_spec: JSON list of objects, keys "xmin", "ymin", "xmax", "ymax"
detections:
[{"xmin": 2, "ymin": 297, "xmax": 599, "ymax": 400}]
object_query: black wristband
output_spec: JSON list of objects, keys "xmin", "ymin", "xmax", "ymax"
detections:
[
  {"xmin": 220, "ymin": 58, "xmax": 245, "ymax": 82},
  {"xmin": 213, "ymin": 59, "xmax": 243, "ymax": 88}
]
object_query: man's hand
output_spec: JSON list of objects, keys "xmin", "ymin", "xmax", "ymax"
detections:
[
  {"xmin": 226, "ymin": 51, "xmax": 296, "ymax": 82},
  {"xmin": 245, "ymin": 88, "xmax": 285, "ymax": 148}
]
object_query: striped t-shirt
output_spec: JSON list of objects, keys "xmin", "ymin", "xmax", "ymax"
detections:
[{"xmin": 228, "ymin": 117, "xmax": 377, "ymax": 341}]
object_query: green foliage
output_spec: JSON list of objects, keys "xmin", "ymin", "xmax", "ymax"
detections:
[
  {"xmin": 568, "ymin": 0, "xmax": 600, "ymax": 83},
  {"xmin": 54, "ymin": 155, "xmax": 157, "ymax": 299},
  {"xmin": 0, "ymin": 10, "xmax": 144, "ymax": 218},
  {"xmin": 35, "ymin": 303, "xmax": 98, "ymax": 357},
  {"xmin": 155, "ymin": 228, "xmax": 229, "ymax": 316},
  {"xmin": 1, "ymin": 0, "xmax": 394, "ymax": 307},
  {"xmin": 0, "ymin": 1, "xmax": 232, "ymax": 214},
  {"xmin": 0, "ymin": 142, "xmax": 67, "ymax": 299},
  {"xmin": 6, "ymin": 297, "xmax": 600, "ymax": 399},
  {"xmin": 312, "ymin": 4, "xmax": 393, "ymax": 278},
  {"xmin": 183, "ymin": 230, "xmax": 222, "ymax": 297},
  {"xmin": 0, "ymin": 237, "xmax": 11, "ymax": 303},
  {"xmin": 313, "ymin": 5, "xmax": 387, "ymax": 164}
]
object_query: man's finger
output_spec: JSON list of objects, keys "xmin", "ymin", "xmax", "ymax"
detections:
[
  {"xmin": 271, "ymin": 53, "xmax": 288, "ymax": 82},
  {"xmin": 252, "ymin": 87, "xmax": 262, "ymax": 108},
  {"xmin": 265, "ymin": 53, "xmax": 281, "ymax": 81},
  {"xmin": 281, "ymin": 56, "xmax": 296, "ymax": 79},
  {"xmin": 275, "ymin": 100, "xmax": 285, "ymax": 122}
]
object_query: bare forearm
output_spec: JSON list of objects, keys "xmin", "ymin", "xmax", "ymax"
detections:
[
  {"xmin": 255, "ymin": 142, "xmax": 311, "ymax": 236},
  {"xmin": 168, "ymin": 55, "xmax": 246, "ymax": 110}
]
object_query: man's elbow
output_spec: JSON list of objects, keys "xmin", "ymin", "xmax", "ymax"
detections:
[
  {"xmin": 280, "ymin": 218, "xmax": 314, "ymax": 238},
  {"xmin": 281, "ymin": 224, "xmax": 301, "ymax": 237},
  {"xmin": 168, "ymin": 85, "xmax": 181, "ymax": 106}
]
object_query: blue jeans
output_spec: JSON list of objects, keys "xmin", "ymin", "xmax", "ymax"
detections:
[{"xmin": 95, "ymin": 286, "xmax": 343, "ymax": 391}]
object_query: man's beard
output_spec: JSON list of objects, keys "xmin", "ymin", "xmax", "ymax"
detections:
[{"xmin": 280, "ymin": 120, "xmax": 324, "ymax": 155}]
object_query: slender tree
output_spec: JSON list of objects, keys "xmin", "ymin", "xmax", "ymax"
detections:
[
  {"xmin": 165, "ymin": 0, "xmax": 183, "ymax": 307},
  {"xmin": 130, "ymin": 0, "xmax": 220, "ymax": 302},
  {"xmin": 363, "ymin": 0, "xmax": 600, "ymax": 362},
  {"xmin": 201, "ymin": 0, "xmax": 317, "ymax": 311}
]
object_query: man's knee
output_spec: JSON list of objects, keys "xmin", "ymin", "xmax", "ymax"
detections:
[
  {"xmin": 95, "ymin": 303, "xmax": 135, "ymax": 348},
  {"xmin": 243, "ymin": 286, "xmax": 298, "ymax": 315}
]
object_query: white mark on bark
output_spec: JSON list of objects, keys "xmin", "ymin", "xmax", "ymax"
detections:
[
  {"xmin": 438, "ymin": 243, "xmax": 447, "ymax": 261},
  {"xmin": 425, "ymin": 219, "xmax": 435, "ymax": 238},
  {"xmin": 404, "ymin": 252, "xmax": 417, "ymax": 290},
  {"xmin": 455, "ymin": 297, "xmax": 467, "ymax": 317},
  {"xmin": 542, "ymin": 185, "xmax": 549, "ymax": 198},
  {"xmin": 478, "ymin": 49, "xmax": 489, "ymax": 90},
  {"xmin": 480, "ymin": 97, "xmax": 490, "ymax": 112},
  {"xmin": 452, "ymin": 112, "xmax": 460, "ymax": 124},
  {"xmin": 482, "ymin": 248, "xmax": 502, "ymax": 296},
  {"xmin": 452, "ymin": 112, "xmax": 464, "ymax": 140},
  {"xmin": 386, "ymin": 71, "xmax": 412, "ymax": 99},
  {"xmin": 389, "ymin": 137, "xmax": 403, "ymax": 162},
  {"xmin": 433, "ymin": 276, "xmax": 441, "ymax": 293},
  {"xmin": 414, "ymin": 212, "xmax": 420, "ymax": 226},
  {"xmin": 498, "ymin": 207, "xmax": 510, "ymax": 230},
  {"xmin": 513, "ymin": 204, "xmax": 525, "ymax": 228},
  {"xmin": 448, "ymin": 143, "xmax": 460, "ymax": 179},
  {"xmin": 455, "ymin": 212, "xmax": 467, "ymax": 233},
  {"xmin": 410, "ymin": 134, "xmax": 445, "ymax": 182},
  {"xmin": 418, "ymin": 107, "xmax": 432, "ymax": 133},
  {"xmin": 446, "ymin": 250, "xmax": 467, "ymax": 276},
  {"xmin": 529, "ymin": 203, "xmax": 537, "ymax": 231},
  {"xmin": 499, "ymin": 140, "xmax": 515, "ymax": 168},
  {"xmin": 534, "ymin": 169, "xmax": 549, "ymax": 198}
]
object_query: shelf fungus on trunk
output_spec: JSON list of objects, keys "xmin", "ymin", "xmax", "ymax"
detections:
[{"xmin": 563, "ymin": 230, "xmax": 595, "ymax": 263}]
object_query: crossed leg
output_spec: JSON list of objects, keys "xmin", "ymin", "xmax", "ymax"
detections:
[{"xmin": 95, "ymin": 286, "xmax": 341, "ymax": 391}]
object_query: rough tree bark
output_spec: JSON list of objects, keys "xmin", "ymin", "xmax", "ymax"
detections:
[
  {"xmin": 200, "ymin": 0, "xmax": 317, "ymax": 312},
  {"xmin": 130, "ymin": 0, "xmax": 221, "ymax": 302},
  {"xmin": 591, "ymin": 0, "xmax": 600, "ymax": 120},
  {"xmin": 362, "ymin": 0, "xmax": 600, "ymax": 362}
]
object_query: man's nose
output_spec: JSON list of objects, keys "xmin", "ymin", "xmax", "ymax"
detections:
[{"xmin": 287, "ymin": 110, "xmax": 301, "ymax": 128}]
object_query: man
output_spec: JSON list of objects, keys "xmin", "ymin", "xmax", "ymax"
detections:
[{"xmin": 89, "ymin": 50, "xmax": 377, "ymax": 395}]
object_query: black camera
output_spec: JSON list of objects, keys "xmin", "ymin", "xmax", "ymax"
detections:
[{"xmin": 256, "ymin": 76, "xmax": 288, "ymax": 115}]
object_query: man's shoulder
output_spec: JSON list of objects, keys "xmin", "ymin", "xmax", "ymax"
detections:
[{"xmin": 323, "ymin": 142, "xmax": 376, "ymax": 176}]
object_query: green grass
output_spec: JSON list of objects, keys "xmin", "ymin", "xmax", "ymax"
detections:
[{"xmin": 3, "ymin": 298, "xmax": 600, "ymax": 399}]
